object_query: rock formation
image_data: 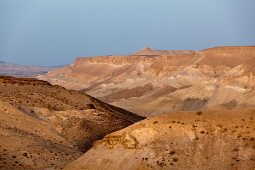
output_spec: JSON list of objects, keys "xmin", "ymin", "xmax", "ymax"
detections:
[{"xmin": 39, "ymin": 46, "xmax": 255, "ymax": 116}]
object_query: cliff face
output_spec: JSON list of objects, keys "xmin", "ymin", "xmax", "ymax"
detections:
[
  {"xmin": 38, "ymin": 46, "xmax": 255, "ymax": 116},
  {"xmin": 199, "ymin": 46, "xmax": 255, "ymax": 67},
  {"xmin": 73, "ymin": 46, "xmax": 255, "ymax": 67},
  {"xmin": 74, "ymin": 54, "xmax": 198, "ymax": 65}
]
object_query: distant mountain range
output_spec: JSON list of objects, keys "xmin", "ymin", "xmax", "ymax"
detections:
[
  {"xmin": 0, "ymin": 61, "xmax": 56, "ymax": 77},
  {"xmin": 39, "ymin": 46, "xmax": 255, "ymax": 116}
]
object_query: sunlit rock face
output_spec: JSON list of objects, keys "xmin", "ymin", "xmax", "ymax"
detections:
[{"xmin": 39, "ymin": 46, "xmax": 255, "ymax": 116}]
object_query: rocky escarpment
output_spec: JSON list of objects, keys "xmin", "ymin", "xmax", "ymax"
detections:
[
  {"xmin": 65, "ymin": 110, "xmax": 255, "ymax": 170},
  {"xmin": 199, "ymin": 46, "xmax": 255, "ymax": 67},
  {"xmin": 38, "ymin": 46, "xmax": 255, "ymax": 116}
]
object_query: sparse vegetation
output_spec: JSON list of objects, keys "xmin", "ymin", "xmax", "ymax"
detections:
[{"xmin": 153, "ymin": 120, "xmax": 158, "ymax": 124}]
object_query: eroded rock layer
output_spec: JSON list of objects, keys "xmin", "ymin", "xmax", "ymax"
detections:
[{"xmin": 39, "ymin": 46, "xmax": 255, "ymax": 116}]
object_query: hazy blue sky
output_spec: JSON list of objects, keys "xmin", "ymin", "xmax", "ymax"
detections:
[{"xmin": 1, "ymin": 0, "xmax": 255, "ymax": 66}]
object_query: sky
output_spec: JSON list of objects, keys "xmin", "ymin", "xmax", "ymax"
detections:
[{"xmin": 1, "ymin": 0, "xmax": 255, "ymax": 66}]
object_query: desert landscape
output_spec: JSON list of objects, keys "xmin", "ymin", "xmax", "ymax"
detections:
[
  {"xmin": 1, "ymin": 46, "xmax": 255, "ymax": 169},
  {"xmin": 2, "ymin": 1, "xmax": 255, "ymax": 169},
  {"xmin": 39, "ymin": 46, "xmax": 255, "ymax": 116}
]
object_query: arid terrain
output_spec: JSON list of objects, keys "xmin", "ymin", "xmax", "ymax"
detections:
[
  {"xmin": 2, "ymin": 46, "xmax": 255, "ymax": 169},
  {"xmin": 0, "ymin": 76, "xmax": 143, "ymax": 169},
  {"xmin": 65, "ymin": 110, "xmax": 255, "ymax": 170},
  {"xmin": 39, "ymin": 46, "xmax": 255, "ymax": 116},
  {"xmin": 0, "ymin": 61, "xmax": 53, "ymax": 77}
]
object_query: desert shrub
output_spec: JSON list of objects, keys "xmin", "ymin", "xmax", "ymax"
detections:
[
  {"xmin": 172, "ymin": 158, "xmax": 178, "ymax": 162},
  {"xmin": 169, "ymin": 150, "xmax": 176, "ymax": 155},
  {"xmin": 196, "ymin": 111, "xmax": 202, "ymax": 116},
  {"xmin": 22, "ymin": 152, "xmax": 28, "ymax": 157},
  {"xmin": 200, "ymin": 131, "xmax": 205, "ymax": 134},
  {"xmin": 153, "ymin": 121, "xmax": 158, "ymax": 124},
  {"xmin": 86, "ymin": 104, "xmax": 96, "ymax": 109}
]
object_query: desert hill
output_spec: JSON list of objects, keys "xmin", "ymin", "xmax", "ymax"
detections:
[
  {"xmin": 38, "ymin": 46, "xmax": 255, "ymax": 116},
  {"xmin": 133, "ymin": 47, "xmax": 195, "ymax": 56},
  {"xmin": 0, "ymin": 76, "xmax": 143, "ymax": 169},
  {"xmin": 0, "ymin": 62, "xmax": 53, "ymax": 77},
  {"xmin": 65, "ymin": 110, "xmax": 255, "ymax": 170}
]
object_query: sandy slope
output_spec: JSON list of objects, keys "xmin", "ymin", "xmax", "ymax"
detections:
[
  {"xmin": 0, "ymin": 76, "xmax": 143, "ymax": 169},
  {"xmin": 65, "ymin": 110, "xmax": 255, "ymax": 170}
]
